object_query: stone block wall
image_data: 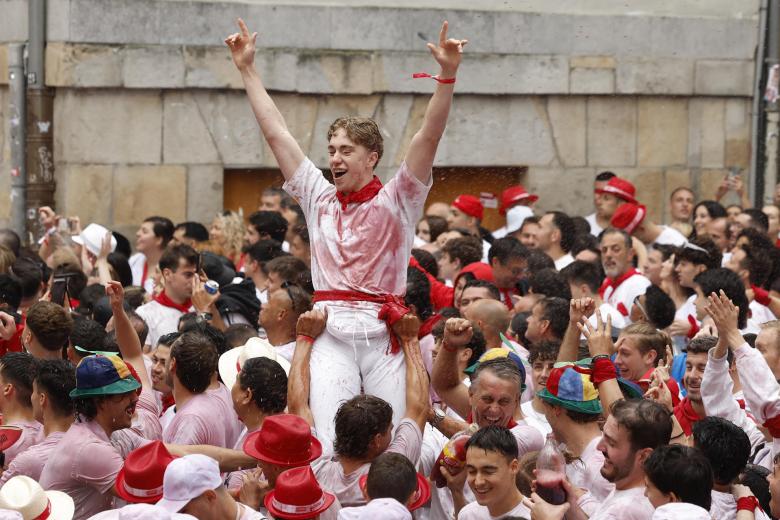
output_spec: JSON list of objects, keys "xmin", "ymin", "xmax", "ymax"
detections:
[{"xmin": 0, "ymin": 0, "xmax": 761, "ymax": 232}]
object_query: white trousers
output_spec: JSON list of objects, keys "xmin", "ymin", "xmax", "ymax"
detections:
[{"xmin": 309, "ymin": 303, "xmax": 407, "ymax": 452}]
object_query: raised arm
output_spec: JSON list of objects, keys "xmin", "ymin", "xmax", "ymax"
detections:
[
  {"xmin": 404, "ymin": 22, "xmax": 467, "ymax": 183},
  {"xmin": 107, "ymin": 281, "xmax": 150, "ymax": 390},
  {"xmin": 578, "ymin": 313, "xmax": 623, "ymax": 416},
  {"xmin": 394, "ymin": 314, "xmax": 430, "ymax": 431},
  {"xmin": 225, "ymin": 18, "xmax": 305, "ymax": 179},
  {"xmin": 431, "ymin": 318, "xmax": 473, "ymax": 419},
  {"xmin": 558, "ymin": 298, "xmax": 595, "ymax": 363},
  {"xmin": 288, "ymin": 309, "xmax": 327, "ymax": 427}
]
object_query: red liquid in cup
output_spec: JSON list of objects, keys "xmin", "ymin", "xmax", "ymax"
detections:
[{"xmin": 536, "ymin": 469, "xmax": 566, "ymax": 505}]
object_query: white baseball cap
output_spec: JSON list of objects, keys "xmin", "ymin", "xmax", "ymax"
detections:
[
  {"xmin": 72, "ymin": 223, "xmax": 117, "ymax": 257},
  {"xmin": 156, "ymin": 455, "xmax": 223, "ymax": 513},
  {"xmin": 218, "ymin": 337, "xmax": 291, "ymax": 390},
  {"xmin": 88, "ymin": 503, "xmax": 197, "ymax": 520},
  {"xmin": 0, "ymin": 476, "xmax": 74, "ymax": 520},
  {"xmin": 506, "ymin": 205, "xmax": 534, "ymax": 234}
]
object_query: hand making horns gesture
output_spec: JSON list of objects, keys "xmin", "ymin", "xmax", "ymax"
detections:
[
  {"xmin": 225, "ymin": 18, "xmax": 257, "ymax": 71},
  {"xmin": 427, "ymin": 21, "xmax": 468, "ymax": 76}
]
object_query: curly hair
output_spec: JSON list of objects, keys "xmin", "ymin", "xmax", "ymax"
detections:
[
  {"xmin": 238, "ymin": 357, "xmax": 288, "ymax": 415},
  {"xmin": 26, "ymin": 301, "xmax": 73, "ymax": 352},
  {"xmin": 334, "ymin": 395, "xmax": 393, "ymax": 459},
  {"xmin": 327, "ymin": 117, "xmax": 384, "ymax": 166},
  {"xmin": 211, "ymin": 211, "xmax": 245, "ymax": 264}
]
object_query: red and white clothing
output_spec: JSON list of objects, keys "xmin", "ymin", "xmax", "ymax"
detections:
[
  {"xmin": 710, "ymin": 490, "xmax": 772, "ymax": 520},
  {"xmin": 0, "ymin": 430, "xmax": 64, "ymax": 485},
  {"xmin": 313, "ymin": 419, "xmax": 422, "ymax": 508},
  {"xmin": 599, "ymin": 269, "xmax": 651, "ymax": 319},
  {"xmin": 162, "ymin": 390, "xmax": 236, "ymax": 448},
  {"xmin": 577, "ymin": 486, "xmax": 654, "ymax": 520},
  {"xmin": 135, "ymin": 296, "xmax": 192, "ymax": 348},
  {"xmin": 40, "ymin": 420, "xmax": 124, "ymax": 520},
  {"xmin": 283, "ymin": 157, "xmax": 430, "ymax": 449},
  {"xmin": 746, "ymin": 300, "xmax": 777, "ymax": 334},
  {"xmin": 129, "ymin": 253, "xmax": 156, "ymax": 296},
  {"xmin": 2, "ymin": 420, "xmax": 43, "ymax": 469}
]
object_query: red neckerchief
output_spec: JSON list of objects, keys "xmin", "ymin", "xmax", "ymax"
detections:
[
  {"xmin": 418, "ymin": 314, "xmax": 442, "ymax": 339},
  {"xmin": 499, "ymin": 288, "xmax": 516, "ymax": 310},
  {"xmin": 335, "ymin": 176, "xmax": 383, "ymax": 210},
  {"xmin": 161, "ymin": 394, "xmax": 175, "ymax": 416},
  {"xmin": 154, "ymin": 291, "xmax": 192, "ymax": 314},
  {"xmin": 598, "ymin": 268, "xmax": 641, "ymax": 298},
  {"xmin": 673, "ymin": 397, "xmax": 701, "ymax": 436}
]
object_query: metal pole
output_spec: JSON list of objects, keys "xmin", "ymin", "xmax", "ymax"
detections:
[
  {"xmin": 764, "ymin": 0, "xmax": 780, "ymax": 203},
  {"xmin": 751, "ymin": 0, "xmax": 769, "ymax": 205},
  {"xmin": 8, "ymin": 44, "xmax": 27, "ymax": 240},
  {"xmin": 26, "ymin": 0, "xmax": 55, "ymax": 242}
]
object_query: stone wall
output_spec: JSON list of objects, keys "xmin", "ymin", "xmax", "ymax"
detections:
[{"xmin": 0, "ymin": 0, "xmax": 760, "ymax": 232}]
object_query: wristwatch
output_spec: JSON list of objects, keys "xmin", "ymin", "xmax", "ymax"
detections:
[
  {"xmin": 199, "ymin": 312, "xmax": 213, "ymax": 321},
  {"xmin": 430, "ymin": 408, "xmax": 446, "ymax": 428}
]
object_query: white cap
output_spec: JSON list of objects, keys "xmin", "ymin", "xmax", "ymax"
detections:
[
  {"xmin": 506, "ymin": 205, "xmax": 534, "ymax": 234},
  {"xmin": 218, "ymin": 337, "xmax": 291, "ymax": 390},
  {"xmin": 88, "ymin": 503, "xmax": 197, "ymax": 520},
  {"xmin": 72, "ymin": 223, "xmax": 117, "ymax": 257},
  {"xmin": 156, "ymin": 455, "xmax": 222, "ymax": 513},
  {"xmin": 338, "ymin": 498, "xmax": 412, "ymax": 520},
  {"xmin": 652, "ymin": 503, "xmax": 711, "ymax": 520},
  {"xmin": 0, "ymin": 476, "xmax": 74, "ymax": 520}
]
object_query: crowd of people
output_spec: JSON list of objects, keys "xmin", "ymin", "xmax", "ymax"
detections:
[{"xmin": 0, "ymin": 16, "xmax": 776, "ymax": 520}]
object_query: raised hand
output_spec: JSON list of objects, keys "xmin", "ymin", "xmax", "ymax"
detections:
[
  {"xmin": 296, "ymin": 309, "xmax": 327, "ymax": 339},
  {"xmin": 644, "ymin": 370, "xmax": 673, "ymax": 412},
  {"xmin": 393, "ymin": 313, "xmax": 421, "ymax": 342},
  {"xmin": 569, "ymin": 297, "xmax": 595, "ymax": 325},
  {"xmin": 225, "ymin": 18, "xmax": 258, "ymax": 71},
  {"xmin": 578, "ymin": 312, "xmax": 613, "ymax": 357},
  {"xmin": 444, "ymin": 317, "xmax": 473, "ymax": 348},
  {"xmin": 106, "ymin": 281, "xmax": 125, "ymax": 310},
  {"xmin": 426, "ymin": 21, "xmax": 468, "ymax": 76},
  {"xmin": 704, "ymin": 290, "xmax": 743, "ymax": 350}
]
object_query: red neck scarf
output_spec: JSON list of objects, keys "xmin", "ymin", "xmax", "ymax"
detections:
[
  {"xmin": 419, "ymin": 314, "xmax": 442, "ymax": 339},
  {"xmin": 154, "ymin": 291, "xmax": 192, "ymax": 314},
  {"xmin": 336, "ymin": 176, "xmax": 383, "ymax": 210},
  {"xmin": 673, "ymin": 397, "xmax": 701, "ymax": 436},
  {"xmin": 500, "ymin": 288, "xmax": 516, "ymax": 310},
  {"xmin": 160, "ymin": 394, "xmax": 175, "ymax": 415},
  {"xmin": 598, "ymin": 268, "xmax": 640, "ymax": 298}
]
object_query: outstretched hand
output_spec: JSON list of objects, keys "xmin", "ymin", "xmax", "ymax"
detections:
[
  {"xmin": 427, "ymin": 21, "xmax": 467, "ymax": 76},
  {"xmin": 225, "ymin": 18, "xmax": 258, "ymax": 71}
]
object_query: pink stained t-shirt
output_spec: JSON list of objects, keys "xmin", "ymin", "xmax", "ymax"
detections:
[
  {"xmin": 207, "ymin": 383, "xmax": 242, "ymax": 449},
  {"xmin": 313, "ymin": 418, "xmax": 422, "ymax": 507},
  {"xmin": 2, "ymin": 419, "xmax": 43, "ymax": 468},
  {"xmin": 283, "ymin": 158, "xmax": 431, "ymax": 297},
  {"xmin": 39, "ymin": 420, "xmax": 124, "ymax": 520},
  {"xmin": 162, "ymin": 390, "xmax": 233, "ymax": 447},
  {"xmin": 510, "ymin": 419, "xmax": 544, "ymax": 457},
  {"xmin": 0, "ymin": 430, "xmax": 65, "ymax": 485}
]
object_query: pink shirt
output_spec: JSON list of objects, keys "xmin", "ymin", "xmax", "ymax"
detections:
[
  {"xmin": 283, "ymin": 158, "xmax": 430, "ymax": 297},
  {"xmin": 207, "ymin": 383, "xmax": 242, "ymax": 449},
  {"xmin": 2, "ymin": 420, "xmax": 43, "ymax": 468},
  {"xmin": 314, "ymin": 419, "xmax": 422, "ymax": 507},
  {"xmin": 39, "ymin": 420, "xmax": 124, "ymax": 520},
  {"xmin": 510, "ymin": 420, "xmax": 544, "ymax": 457},
  {"xmin": 566, "ymin": 436, "xmax": 614, "ymax": 505},
  {"xmin": 162, "ymin": 389, "xmax": 235, "ymax": 448},
  {"xmin": 0, "ymin": 431, "xmax": 65, "ymax": 485},
  {"xmin": 227, "ymin": 425, "xmax": 260, "ymax": 491}
]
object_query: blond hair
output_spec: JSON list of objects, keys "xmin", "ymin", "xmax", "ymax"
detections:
[
  {"xmin": 0, "ymin": 246, "xmax": 15, "ymax": 274},
  {"xmin": 212, "ymin": 211, "xmax": 245, "ymax": 264},
  {"xmin": 327, "ymin": 117, "xmax": 384, "ymax": 165}
]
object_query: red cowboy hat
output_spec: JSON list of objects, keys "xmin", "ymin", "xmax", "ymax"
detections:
[
  {"xmin": 595, "ymin": 177, "xmax": 637, "ymax": 204},
  {"xmin": 610, "ymin": 202, "xmax": 647, "ymax": 234},
  {"xmin": 264, "ymin": 466, "xmax": 335, "ymax": 520},
  {"xmin": 243, "ymin": 414, "xmax": 322, "ymax": 467},
  {"xmin": 499, "ymin": 186, "xmax": 538, "ymax": 215},
  {"xmin": 452, "ymin": 195, "xmax": 484, "ymax": 220},
  {"xmin": 358, "ymin": 472, "xmax": 431, "ymax": 511},
  {"xmin": 115, "ymin": 441, "xmax": 177, "ymax": 503}
]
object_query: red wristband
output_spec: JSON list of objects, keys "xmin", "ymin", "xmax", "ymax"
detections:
[
  {"xmin": 737, "ymin": 496, "xmax": 759, "ymax": 512},
  {"xmin": 686, "ymin": 314, "xmax": 700, "ymax": 339},
  {"xmin": 752, "ymin": 285, "xmax": 771, "ymax": 306},
  {"xmin": 591, "ymin": 357, "xmax": 617, "ymax": 385},
  {"xmin": 296, "ymin": 334, "xmax": 315, "ymax": 344},
  {"xmin": 412, "ymin": 72, "xmax": 456, "ymax": 84}
]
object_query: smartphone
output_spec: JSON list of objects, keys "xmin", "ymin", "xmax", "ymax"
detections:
[{"xmin": 50, "ymin": 272, "xmax": 77, "ymax": 307}]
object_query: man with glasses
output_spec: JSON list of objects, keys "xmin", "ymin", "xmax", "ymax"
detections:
[
  {"xmin": 487, "ymin": 237, "xmax": 530, "ymax": 310},
  {"xmin": 259, "ymin": 282, "xmax": 312, "ymax": 362},
  {"xmin": 670, "ymin": 237, "xmax": 721, "ymax": 341}
]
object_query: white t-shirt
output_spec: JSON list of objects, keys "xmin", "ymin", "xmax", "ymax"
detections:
[
  {"xmin": 565, "ymin": 436, "xmax": 614, "ymax": 504},
  {"xmin": 578, "ymin": 486, "xmax": 654, "ymax": 520},
  {"xmin": 520, "ymin": 400, "xmax": 551, "ymax": 437},
  {"xmin": 586, "ymin": 213, "xmax": 603, "ymax": 237},
  {"xmin": 651, "ymin": 226, "xmax": 687, "ymax": 247},
  {"xmin": 554, "ymin": 253, "xmax": 575, "ymax": 271},
  {"xmin": 129, "ymin": 253, "xmax": 156, "ymax": 295},
  {"xmin": 586, "ymin": 303, "xmax": 627, "ymax": 335},
  {"xmin": 710, "ymin": 490, "xmax": 772, "ymax": 520},
  {"xmin": 481, "ymin": 239, "xmax": 492, "ymax": 264},
  {"xmin": 275, "ymin": 340, "xmax": 296, "ymax": 363},
  {"xmin": 602, "ymin": 272, "xmax": 651, "ymax": 318},
  {"xmin": 135, "ymin": 299, "xmax": 188, "ymax": 348},
  {"xmin": 457, "ymin": 498, "xmax": 530, "ymax": 520}
]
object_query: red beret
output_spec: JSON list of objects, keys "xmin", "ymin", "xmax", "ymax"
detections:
[
  {"xmin": 610, "ymin": 202, "xmax": 646, "ymax": 234},
  {"xmin": 595, "ymin": 177, "xmax": 637, "ymax": 204},
  {"xmin": 452, "ymin": 195, "xmax": 484, "ymax": 220},
  {"xmin": 499, "ymin": 185, "xmax": 538, "ymax": 215}
]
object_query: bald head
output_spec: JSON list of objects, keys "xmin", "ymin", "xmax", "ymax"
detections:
[{"xmin": 464, "ymin": 299, "xmax": 510, "ymax": 337}]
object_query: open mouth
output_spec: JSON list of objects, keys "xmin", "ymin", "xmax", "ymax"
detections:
[{"xmin": 333, "ymin": 169, "xmax": 347, "ymax": 179}]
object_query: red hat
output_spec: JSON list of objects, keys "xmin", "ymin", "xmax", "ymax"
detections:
[
  {"xmin": 264, "ymin": 466, "xmax": 335, "ymax": 520},
  {"xmin": 452, "ymin": 262, "xmax": 495, "ymax": 292},
  {"xmin": 595, "ymin": 177, "xmax": 637, "ymax": 204},
  {"xmin": 499, "ymin": 186, "xmax": 538, "ymax": 215},
  {"xmin": 116, "ymin": 441, "xmax": 176, "ymax": 503},
  {"xmin": 358, "ymin": 472, "xmax": 431, "ymax": 511},
  {"xmin": 452, "ymin": 195, "xmax": 484, "ymax": 220},
  {"xmin": 243, "ymin": 414, "xmax": 322, "ymax": 467},
  {"xmin": 0, "ymin": 427, "xmax": 22, "ymax": 452},
  {"xmin": 610, "ymin": 203, "xmax": 647, "ymax": 234}
]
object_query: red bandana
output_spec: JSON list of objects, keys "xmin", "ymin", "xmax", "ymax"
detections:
[
  {"xmin": 161, "ymin": 394, "xmax": 175, "ymax": 415},
  {"xmin": 598, "ymin": 268, "xmax": 641, "ymax": 298},
  {"xmin": 335, "ymin": 176, "xmax": 383, "ymax": 210},
  {"xmin": 673, "ymin": 397, "xmax": 702, "ymax": 436},
  {"xmin": 418, "ymin": 314, "xmax": 443, "ymax": 339},
  {"xmin": 154, "ymin": 291, "xmax": 192, "ymax": 314}
]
